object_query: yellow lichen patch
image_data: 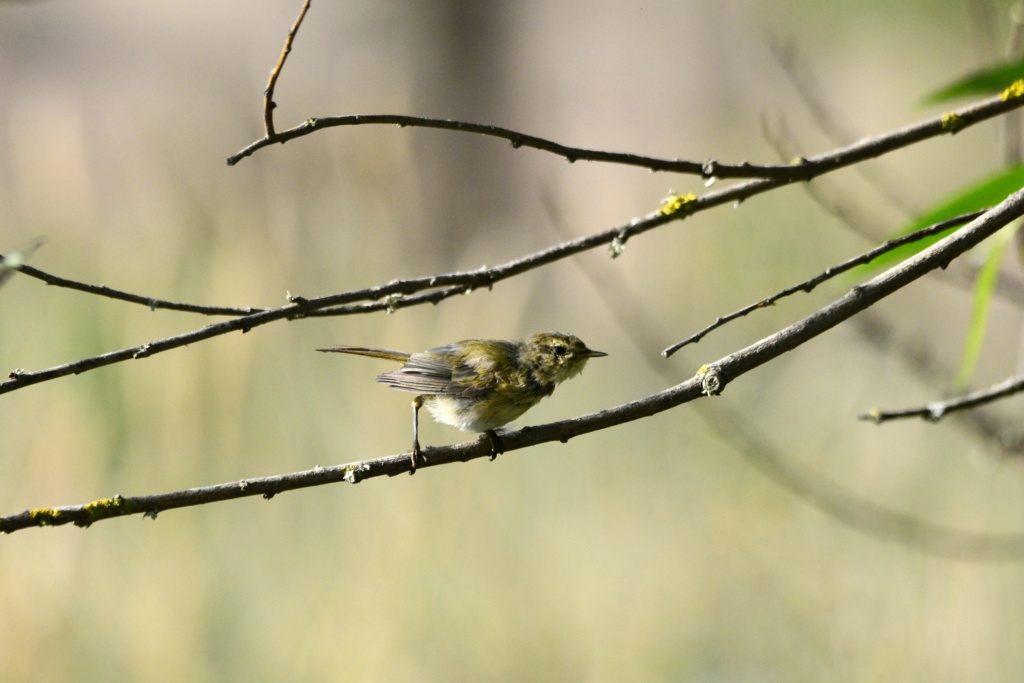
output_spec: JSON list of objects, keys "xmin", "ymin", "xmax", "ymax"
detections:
[
  {"xmin": 659, "ymin": 192, "xmax": 697, "ymax": 217},
  {"xmin": 941, "ymin": 112, "xmax": 963, "ymax": 133},
  {"xmin": 84, "ymin": 495, "xmax": 133, "ymax": 521},
  {"xmin": 1001, "ymin": 79, "xmax": 1024, "ymax": 101},
  {"xmin": 29, "ymin": 508, "xmax": 64, "ymax": 526}
]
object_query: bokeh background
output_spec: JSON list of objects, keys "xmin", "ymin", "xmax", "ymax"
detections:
[{"xmin": 3, "ymin": 0, "xmax": 1024, "ymax": 680}]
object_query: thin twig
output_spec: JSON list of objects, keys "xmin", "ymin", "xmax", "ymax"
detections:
[
  {"xmin": 662, "ymin": 210, "xmax": 986, "ymax": 356},
  {"xmin": 227, "ymin": 81, "xmax": 1024, "ymax": 176},
  {"xmin": 17, "ymin": 263, "xmax": 262, "ymax": 316},
  {"xmin": 851, "ymin": 311, "xmax": 1024, "ymax": 454},
  {"xmin": 229, "ymin": 112, "xmax": 735, "ymax": 176},
  {"xmin": 859, "ymin": 373, "xmax": 1024, "ymax": 423},
  {"xmin": 264, "ymin": 0, "xmax": 312, "ymax": 137},
  {"xmin": 5, "ymin": 184, "xmax": 1024, "ymax": 535}
]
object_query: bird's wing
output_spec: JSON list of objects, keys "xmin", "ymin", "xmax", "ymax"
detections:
[
  {"xmin": 376, "ymin": 339, "xmax": 521, "ymax": 396},
  {"xmin": 446, "ymin": 340, "xmax": 519, "ymax": 398},
  {"xmin": 376, "ymin": 350, "xmax": 457, "ymax": 395}
]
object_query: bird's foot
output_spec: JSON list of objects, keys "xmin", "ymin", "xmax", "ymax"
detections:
[
  {"xmin": 483, "ymin": 430, "xmax": 504, "ymax": 461},
  {"xmin": 409, "ymin": 441, "xmax": 425, "ymax": 475}
]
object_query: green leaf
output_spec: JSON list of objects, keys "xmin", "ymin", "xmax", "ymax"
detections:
[
  {"xmin": 923, "ymin": 59, "xmax": 1024, "ymax": 104},
  {"xmin": 952, "ymin": 222, "xmax": 1020, "ymax": 392},
  {"xmin": 858, "ymin": 166, "xmax": 1024, "ymax": 277}
]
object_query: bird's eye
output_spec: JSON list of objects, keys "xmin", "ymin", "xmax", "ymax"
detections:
[{"xmin": 552, "ymin": 344, "xmax": 567, "ymax": 357}]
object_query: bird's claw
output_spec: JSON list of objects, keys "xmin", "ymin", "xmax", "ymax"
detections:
[
  {"xmin": 409, "ymin": 441, "xmax": 424, "ymax": 475},
  {"xmin": 484, "ymin": 430, "xmax": 504, "ymax": 461}
]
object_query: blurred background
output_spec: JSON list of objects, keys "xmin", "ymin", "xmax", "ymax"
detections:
[{"xmin": 2, "ymin": 0, "xmax": 1024, "ymax": 680}]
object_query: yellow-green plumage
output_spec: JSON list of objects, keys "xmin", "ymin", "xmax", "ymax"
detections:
[{"xmin": 318, "ymin": 332, "xmax": 606, "ymax": 471}]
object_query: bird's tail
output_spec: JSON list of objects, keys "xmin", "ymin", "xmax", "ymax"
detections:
[{"xmin": 317, "ymin": 346, "xmax": 411, "ymax": 363}]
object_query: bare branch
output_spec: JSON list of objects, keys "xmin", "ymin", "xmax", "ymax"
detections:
[
  {"xmin": 230, "ymin": 112, "xmax": 713, "ymax": 175},
  {"xmin": 850, "ymin": 311, "xmax": 1024, "ymax": 454},
  {"xmin": 17, "ymin": 263, "xmax": 262, "ymax": 316},
  {"xmin": 1, "ymin": 310, "xmax": 280, "ymax": 395},
  {"xmin": 662, "ymin": 210, "xmax": 986, "ymax": 355},
  {"xmin": 859, "ymin": 373, "xmax": 1024, "ymax": 424},
  {"xmin": 228, "ymin": 75, "xmax": 1024, "ymax": 179},
  {"xmin": 7, "ymin": 187, "xmax": 1024, "ymax": 534},
  {"xmin": 0, "ymin": 378, "xmax": 711, "ymax": 533}
]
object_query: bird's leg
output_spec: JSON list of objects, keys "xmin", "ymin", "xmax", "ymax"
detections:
[
  {"xmin": 409, "ymin": 396, "xmax": 424, "ymax": 475},
  {"xmin": 483, "ymin": 429, "xmax": 504, "ymax": 461}
]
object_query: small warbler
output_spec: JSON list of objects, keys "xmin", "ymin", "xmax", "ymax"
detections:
[{"xmin": 318, "ymin": 332, "xmax": 606, "ymax": 472}]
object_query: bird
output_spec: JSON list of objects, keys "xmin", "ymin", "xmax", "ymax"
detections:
[{"xmin": 318, "ymin": 332, "xmax": 606, "ymax": 473}]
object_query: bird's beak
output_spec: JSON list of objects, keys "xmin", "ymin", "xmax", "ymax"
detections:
[{"xmin": 584, "ymin": 348, "xmax": 608, "ymax": 358}]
